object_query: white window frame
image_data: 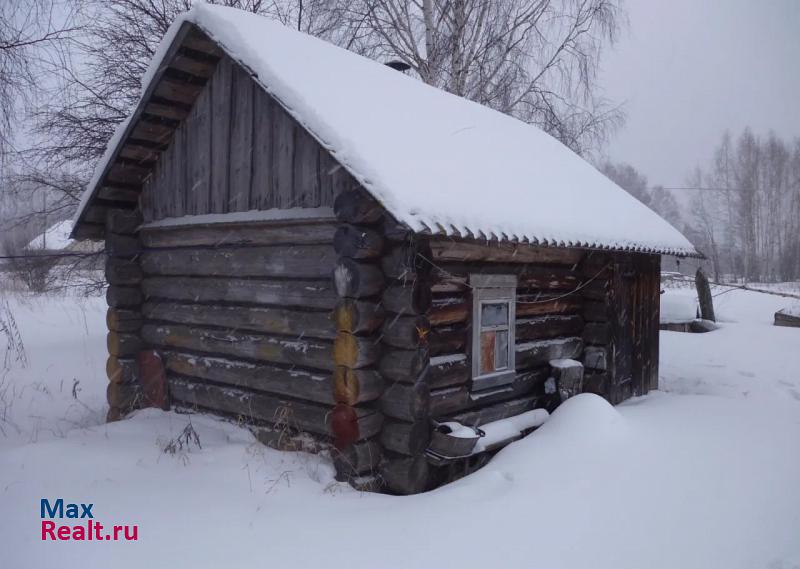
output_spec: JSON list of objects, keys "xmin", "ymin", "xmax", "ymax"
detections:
[{"xmin": 470, "ymin": 274, "xmax": 517, "ymax": 391}]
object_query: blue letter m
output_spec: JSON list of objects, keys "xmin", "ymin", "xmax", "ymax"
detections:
[{"xmin": 40, "ymin": 499, "xmax": 63, "ymax": 519}]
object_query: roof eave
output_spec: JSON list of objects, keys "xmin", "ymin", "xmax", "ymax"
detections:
[
  {"xmin": 70, "ymin": 21, "xmax": 198, "ymax": 240},
  {"xmin": 418, "ymin": 226, "xmax": 702, "ymax": 259}
]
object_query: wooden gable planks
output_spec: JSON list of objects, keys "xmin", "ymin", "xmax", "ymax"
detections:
[
  {"xmin": 294, "ymin": 124, "xmax": 321, "ymax": 207},
  {"xmin": 79, "ymin": 24, "xmax": 355, "ymax": 235},
  {"xmin": 138, "ymin": 52, "xmax": 351, "ymax": 224},
  {"xmin": 188, "ymin": 81, "xmax": 212, "ymax": 215},
  {"xmin": 173, "ymin": 121, "xmax": 188, "ymax": 217},
  {"xmin": 251, "ymin": 87, "xmax": 275, "ymax": 210},
  {"xmin": 159, "ymin": 134, "xmax": 174, "ymax": 219},
  {"xmin": 209, "ymin": 56, "xmax": 233, "ymax": 213},
  {"xmin": 146, "ymin": 149, "xmax": 160, "ymax": 222},
  {"xmin": 271, "ymin": 100, "xmax": 295, "ymax": 209},
  {"xmin": 318, "ymin": 148, "xmax": 336, "ymax": 205},
  {"xmin": 228, "ymin": 63, "xmax": 254, "ymax": 211}
]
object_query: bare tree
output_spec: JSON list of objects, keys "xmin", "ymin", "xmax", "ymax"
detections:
[
  {"xmin": 649, "ymin": 185, "xmax": 681, "ymax": 228},
  {"xmin": 0, "ymin": 1, "xmax": 77, "ymax": 287},
  {"xmin": 334, "ymin": 0, "xmax": 624, "ymax": 156},
  {"xmin": 687, "ymin": 129, "xmax": 800, "ymax": 283},
  {"xmin": 600, "ymin": 160, "xmax": 685, "ymax": 239},
  {"xmin": 9, "ymin": 1, "xmax": 274, "ymax": 233},
  {"xmin": 0, "ymin": 0, "xmax": 75, "ymax": 156},
  {"xmin": 600, "ymin": 161, "xmax": 650, "ymax": 204},
  {"xmin": 687, "ymin": 167, "xmax": 723, "ymax": 281}
]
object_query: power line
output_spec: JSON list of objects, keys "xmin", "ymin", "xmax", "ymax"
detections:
[
  {"xmin": 0, "ymin": 251, "xmax": 102, "ymax": 261},
  {"xmin": 661, "ymin": 186, "xmax": 751, "ymax": 193}
]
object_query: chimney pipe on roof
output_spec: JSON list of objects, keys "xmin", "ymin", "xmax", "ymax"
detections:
[{"xmin": 384, "ymin": 60, "xmax": 411, "ymax": 73}]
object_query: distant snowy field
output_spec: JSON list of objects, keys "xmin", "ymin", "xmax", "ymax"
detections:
[{"xmin": 1, "ymin": 285, "xmax": 799, "ymax": 569}]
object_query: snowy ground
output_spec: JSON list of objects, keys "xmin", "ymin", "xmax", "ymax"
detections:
[{"xmin": 1, "ymin": 285, "xmax": 799, "ymax": 569}]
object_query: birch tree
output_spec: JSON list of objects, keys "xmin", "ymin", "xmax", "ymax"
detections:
[
  {"xmin": 599, "ymin": 161, "xmax": 650, "ymax": 204},
  {"xmin": 0, "ymin": 0, "xmax": 75, "ymax": 155},
  {"xmin": 336, "ymin": 0, "xmax": 624, "ymax": 156},
  {"xmin": 688, "ymin": 129, "xmax": 800, "ymax": 282}
]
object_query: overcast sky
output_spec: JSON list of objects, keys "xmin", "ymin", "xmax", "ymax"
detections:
[{"xmin": 600, "ymin": 0, "xmax": 800, "ymax": 189}]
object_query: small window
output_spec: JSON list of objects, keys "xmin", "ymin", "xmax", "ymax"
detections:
[{"xmin": 471, "ymin": 274, "xmax": 517, "ymax": 390}]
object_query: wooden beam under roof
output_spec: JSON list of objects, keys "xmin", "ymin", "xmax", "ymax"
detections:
[{"xmin": 72, "ymin": 22, "xmax": 222, "ymax": 240}]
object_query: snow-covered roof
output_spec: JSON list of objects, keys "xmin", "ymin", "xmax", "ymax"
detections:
[
  {"xmin": 73, "ymin": 4, "xmax": 698, "ymax": 257},
  {"xmin": 26, "ymin": 220, "xmax": 74, "ymax": 251}
]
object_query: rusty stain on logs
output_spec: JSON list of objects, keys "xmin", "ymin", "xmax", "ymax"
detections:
[
  {"xmin": 333, "ymin": 332, "xmax": 379, "ymax": 369},
  {"xmin": 330, "ymin": 403, "xmax": 360, "ymax": 450},
  {"xmin": 334, "ymin": 299, "xmax": 385, "ymax": 334}
]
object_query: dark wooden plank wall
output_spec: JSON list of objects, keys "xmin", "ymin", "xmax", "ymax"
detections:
[
  {"xmin": 630, "ymin": 254, "xmax": 661, "ymax": 396},
  {"xmin": 141, "ymin": 55, "xmax": 356, "ymax": 222},
  {"xmin": 424, "ymin": 239, "xmax": 588, "ymax": 426},
  {"xmin": 580, "ymin": 251, "xmax": 614, "ymax": 398},
  {"xmin": 581, "ymin": 251, "xmax": 660, "ymax": 404}
]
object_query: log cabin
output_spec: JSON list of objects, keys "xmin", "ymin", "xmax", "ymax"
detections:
[{"xmin": 70, "ymin": 4, "xmax": 700, "ymax": 494}]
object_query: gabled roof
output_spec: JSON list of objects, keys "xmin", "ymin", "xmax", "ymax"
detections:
[{"xmin": 73, "ymin": 3, "xmax": 699, "ymax": 257}]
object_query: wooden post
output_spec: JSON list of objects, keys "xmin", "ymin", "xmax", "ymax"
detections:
[
  {"xmin": 695, "ymin": 268, "xmax": 715, "ymax": 322},
  {"xmin": 104, "ymin": 208, "xmax": 144, "ymax": 421}
]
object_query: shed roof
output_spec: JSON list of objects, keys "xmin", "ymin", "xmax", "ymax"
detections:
[{"xmin": 72, "ymin": 3, "xmax": 699, "ymax": 257}]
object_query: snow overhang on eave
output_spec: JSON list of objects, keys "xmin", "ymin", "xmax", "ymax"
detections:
[{"xmin": 416, "ymin": 223, "xmax": 704, "ymax": 259}]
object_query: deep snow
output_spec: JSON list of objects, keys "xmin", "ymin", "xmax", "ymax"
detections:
[
  {"xmin": 660, "ymin": 289, "xmax": 697, "ymax": 323},
  {"xmin": 1, "ymin": 284, "xmax": 799, "ymax": 569}
]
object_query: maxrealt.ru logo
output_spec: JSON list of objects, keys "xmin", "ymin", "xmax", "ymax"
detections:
[{"xmin": 40, "ymin": 499, "xmax": 139, "ymax": 541}]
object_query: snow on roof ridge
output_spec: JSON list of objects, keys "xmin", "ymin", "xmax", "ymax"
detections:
[{"xmin": 73, "ymin": 3, "xmax": 699, "ymax": 257}]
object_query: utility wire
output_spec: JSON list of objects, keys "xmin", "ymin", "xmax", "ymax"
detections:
[
  {"xmin": 417, "ymin": 252, "xmax": 611, "ymax": 304},
  {"xmin": 0, "ymin": 252, "xmax": 102, "ymax": 260},
  {"xmin": 661, "ymin": 186, "xmax": 751, "ymax": 193}
]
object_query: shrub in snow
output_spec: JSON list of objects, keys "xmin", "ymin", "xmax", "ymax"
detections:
[{"xmin": 161, "ymin": 422, "xmax": 202, "ymax": 457}]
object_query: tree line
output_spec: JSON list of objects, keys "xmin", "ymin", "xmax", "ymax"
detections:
[
  {"xmin": 686, "ymin": 129, "xmax": 800, "ymax": 283},
  {"xmin": 601, "ymin": 129, "xmax": 800, "ymax": 284}
]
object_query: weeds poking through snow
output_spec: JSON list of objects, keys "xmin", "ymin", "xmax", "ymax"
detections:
[
  {"xmin": 265, "ymin": 470, "xmax": 293, "ymax": 494},
  {"xmin": 0, "ymin": 299, "xmax": 27, "ymax": 369},
  {"xmin": 0, "ymin": 299, "xmax": 27, "ymax": 437},
  {"xmin": 161, "ymin": 422, "xmax": 202, "ymax": 460}
]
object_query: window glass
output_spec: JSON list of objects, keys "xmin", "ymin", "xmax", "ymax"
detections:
[
  {"xmin": 480, "ymin": 302, "xmax": 508, "ymax": 328},
  {"xmin": 495, "ymin": 330, "xmax": 509, "ymax": 369}
]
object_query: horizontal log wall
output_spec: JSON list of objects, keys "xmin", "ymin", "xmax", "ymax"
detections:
[
  {"xmin": 138, "ymin": 218, "xmax": 370, "ymax": 445},
  {"xmin": 425, "ymin": 238, "xmax": 589, "ymax": 426},
  {"xmin": 139, "ymin": 54, "xmax": 359, "ymax": 223}
]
